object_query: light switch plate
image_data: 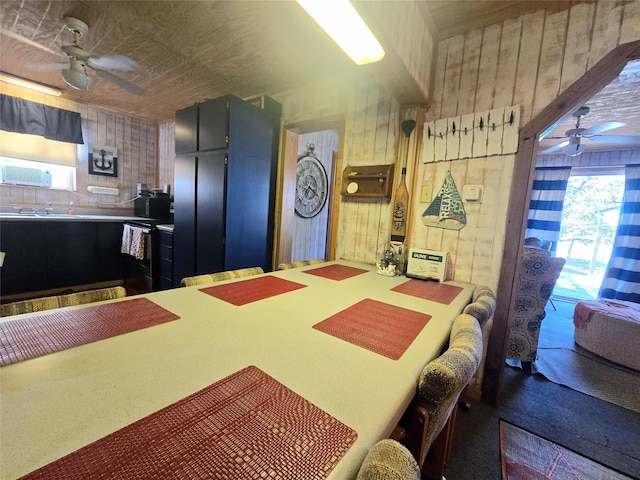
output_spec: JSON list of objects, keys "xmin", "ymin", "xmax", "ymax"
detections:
[
  {"xmin": 420, "ymin": 185, "xmax": 433, "ymax": 203},
  {"xmin": 462, "ymin": 184, "xmax": 483, "ymax": 202}
]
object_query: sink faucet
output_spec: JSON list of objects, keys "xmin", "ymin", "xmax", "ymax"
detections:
[{"xmin": 32, "ymin": 202, "xmax": 53, "ymax": 214}]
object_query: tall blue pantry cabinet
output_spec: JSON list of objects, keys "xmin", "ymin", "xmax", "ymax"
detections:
[{"xmin": 173, "ymin": 95, "xmax": 280, "ymax": 286}]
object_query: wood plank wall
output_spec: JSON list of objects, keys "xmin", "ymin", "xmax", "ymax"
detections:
[
  {"xmin": 419, "ymin": 2, "xmax": 639, "ymax": 399},
  {"xmin": 0, "ymin": 82, "xmax": 159, "ymax": 214},
  {"xmin": 409, "ymin": 1, "xmax": 639, "ymax": 293}
]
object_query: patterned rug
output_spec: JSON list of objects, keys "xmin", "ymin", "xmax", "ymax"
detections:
[{"xmin": 500, "ymin": 420, "xmax": 633, "ymax": 479}]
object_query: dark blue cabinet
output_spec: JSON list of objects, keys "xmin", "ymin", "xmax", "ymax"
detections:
[{"xmin": 173, "ymin": 95, "xmax": 280, "ymax": 286}]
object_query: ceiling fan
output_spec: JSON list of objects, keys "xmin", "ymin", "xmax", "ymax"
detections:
[
  {"xmin": 27, "ymin": 16, "xmax": 143, "ymax": 96},
  {"xmin": 541, "ymin": 105, "xmax": 640, "ymax": 156}
]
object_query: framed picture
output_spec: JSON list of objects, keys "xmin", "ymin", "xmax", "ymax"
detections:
[{"xmin": 89, "ymin": 145, "xmax": 118, "ymax": 177}]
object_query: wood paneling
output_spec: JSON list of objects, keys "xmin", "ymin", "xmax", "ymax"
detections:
[
  {"xmin": 0, "ymin": 82, "xmax": 158, "ymax": 213},
  {"xmin": 410, "ymin": 2, "xmax": 639, "ymax": 402}
]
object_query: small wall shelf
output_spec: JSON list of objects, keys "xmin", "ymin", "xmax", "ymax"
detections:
[{"xmin": 341, "ymin": 164, "xmax": 394, "ymax": 198}]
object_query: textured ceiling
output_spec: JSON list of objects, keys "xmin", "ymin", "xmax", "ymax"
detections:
[{"xmin": 0, "ymin": 0, "xmax": 637, "ymax": 154}]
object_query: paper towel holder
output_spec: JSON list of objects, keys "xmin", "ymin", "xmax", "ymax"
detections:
[{"xmin": 87, "ymin": 186, "xmax": 119, "ymax": 196}]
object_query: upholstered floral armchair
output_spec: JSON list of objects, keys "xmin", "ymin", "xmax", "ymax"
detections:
[{"xmin": 507, "ymin": 247, "xmax": 565, "ymax": 373}]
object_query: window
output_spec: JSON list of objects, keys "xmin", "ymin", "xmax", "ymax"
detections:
[
  {"xmin": 554, "ymin": 171, "xmax": 625, "ymax": 301},
  {"xmin": 0, "ymin": 130, "xmax": 77, "ymax": 190},
  {"xmin": 0, "ymin": 157, "xmax": 76, "ymax": 190}
]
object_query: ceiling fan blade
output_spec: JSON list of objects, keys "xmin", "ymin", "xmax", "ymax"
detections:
[
  {"xmin": 0, "ymin": 27, "xmax": 63, "ymax": 57},
  {"xmin": 88, "ymin": 54, "xmax": 138, "ymax": 71},
  {"xmin": 25, "ymin": 61, "xmax": 67, "ymax": 72},
  {"xmin": 587, "ymin": 135, "xmax": 640, "ymax": 144},
  {"xmin": 541, "ymin": 141, "xmax": 570, "ymax": 154},
  {"xmin": 582, "ymin": 121, "xmax": 626, "ymax": 136},
  {"xmin": 92, "ymin": 68, "xmax": 143, "ymax": 96}
]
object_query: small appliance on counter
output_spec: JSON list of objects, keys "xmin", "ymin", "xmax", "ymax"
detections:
[{"xmin": 134, "ymin": 190, "xmax": 171, "ymax": 220}]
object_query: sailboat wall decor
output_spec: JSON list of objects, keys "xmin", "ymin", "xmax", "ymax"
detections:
[{"xmin": 421, "ymin": 170, "xmax": 466, "ymax": 230}]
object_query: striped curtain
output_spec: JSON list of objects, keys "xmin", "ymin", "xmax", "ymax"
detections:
[
  {"xmin": 525, "ymin": 167, "xmax": 572, "ymax": 252},
  {"xmin": 599, "ymin": 164, "xmax": 640, "ymax": 303}
]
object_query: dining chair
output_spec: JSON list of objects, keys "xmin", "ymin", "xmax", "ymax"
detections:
[
  {"xmin": 463, "ymin": 286, "xmax": 496, "ymax": 327},
  {"xmin": 180, "ymin": 267, "xmax": 264, "ymax": 287},
  {"xmin": 356, "ymin": 439, "xmax": 421, "ymax": 480},
  {"xmin": 0, "ymin": 286, "xmax": 127, "ymax": 317},
  {"xmin": 391, "ymin": 313, "xmax": 483, "ymax": 479},
  {"xmin": 276, "ymin": 259, "xmax": 325, "ymax": 270}
]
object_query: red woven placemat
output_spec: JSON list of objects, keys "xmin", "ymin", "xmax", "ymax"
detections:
[
  {"xmin": 0, "ymin": 298, "xmax": 179, "ymax": 367},
  {"xmin": 20, "ymin": 365, "xmax": 358, "ymax": 480},
  {"xmin": 200, "ymin": 275, "xmax": 306, "ymax": 306},
  {"xmin": 392, "ymin": 279, "xmax": 463, "ymax": 305},
  {"xmin": 302, "ymin": 264, "xmax": 369, "ymax": 281},
  {"xmin": 312, "ymin": 299, "xmax": 431, "ymax": 360}
]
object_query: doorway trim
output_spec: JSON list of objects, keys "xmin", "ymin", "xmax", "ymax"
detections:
[
  {"xmin": 274, "ymin": 115, "xmax": 345, "ymax": 268},
  {"xmin": 482, "ymin": 40, "xmax": 640, "ymax": 404}
]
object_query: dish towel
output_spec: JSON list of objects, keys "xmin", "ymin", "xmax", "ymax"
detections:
[{"xmin": 121, "ymin": 225, "xmax": 147, "ymax": 260}]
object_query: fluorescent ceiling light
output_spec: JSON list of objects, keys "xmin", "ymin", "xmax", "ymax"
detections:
[
  {"xmin": 0, "ymin": 71, "xmax": 62, "ymax": 96},
  {"xmin": 296, "ymin": 0, "xmax": 385, "ymax": 65}
]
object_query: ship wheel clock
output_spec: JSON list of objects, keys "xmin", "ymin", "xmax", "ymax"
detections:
[{"xmin": 295, "ymin": 144, "xmax": 328, "ymax": 218}]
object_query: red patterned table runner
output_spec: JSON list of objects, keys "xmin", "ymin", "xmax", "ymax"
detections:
[
  {"xmin": 20, "ymin": 366, "xmax": 358, "ymax": 480},
  {"xmin": 0, "ymin": 298, "xmax": 179, "ymax": 367},
  {"xmin": 200, "ymin": 275, "xmax": 306, "ymax": 306},
  {"xmin": 303, "ymin": 264, "xmax": 369, "ymax": 281},
  {"xmin": 392, "ymin": 279, "xmax": 463, "ymax": 305},
  {"xmin": 313, "ymin": 299, "xmax": 431, "ymax": 360}
]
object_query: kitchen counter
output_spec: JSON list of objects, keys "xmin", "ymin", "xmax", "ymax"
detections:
[
  {"xmin": 0, "ymin": 213, "xmax": 144, "ymax": 222},
  {"xmin": 156, "ymin": 224, "xmax": 174, "ymax": 232}
]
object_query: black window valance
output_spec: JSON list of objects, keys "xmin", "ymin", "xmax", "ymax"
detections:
[{"xmin": 0, "ymin": 94, "xmax": 84, "ymax": 144}]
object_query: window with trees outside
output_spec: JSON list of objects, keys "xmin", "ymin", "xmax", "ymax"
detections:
[{"xmin": 554, "ymin": 171, "xmax": 625, "ymax": 301}]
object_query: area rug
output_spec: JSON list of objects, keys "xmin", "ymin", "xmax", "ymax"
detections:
[
  {"xmin": 500, "ymin": 420, "xmax": 633, "ymax": 479},
  {"xmin": 507, "ymin": 301, "xmax": 640, "ymax": 414}
]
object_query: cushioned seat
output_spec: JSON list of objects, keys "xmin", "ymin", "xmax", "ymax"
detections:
[
  {"xmin": 180, "ymin": 267, "xmax": 264, "ymax": 287},
  {"xmin": 0, "ymin": 286, "xmax": 127, "ymax": 317},
  {"xmin": 276, "ymin": 259, "xmax": 325, "ymax": 270},
  {"xmin": 356, "ymin": 439, "xmax": 420, "ymax": 480},
  {"xmin": 393, "ymin": 313, "xmax": 483, "ymax": 478},
  {"xmin": 463, "ymin": 286, "xmax": 496, "ymax": 327}
]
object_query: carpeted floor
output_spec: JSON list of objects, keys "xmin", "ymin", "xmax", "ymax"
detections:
[{"xmin": 446, "ymin": 302, "xmax": 640, "ymax": 479}]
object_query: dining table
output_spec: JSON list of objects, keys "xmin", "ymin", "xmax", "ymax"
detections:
[{"xmin": 0, "ymin": 260, "xmax": 475, "ymax": 480}]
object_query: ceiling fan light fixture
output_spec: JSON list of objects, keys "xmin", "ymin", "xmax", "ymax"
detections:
[
  {"xmin": 296, "ymin": 0, "xmax": 385, "ymax": 65},
  {"xmin": 562, "ymin": 142, "xmax": 585, "ymax": 157},
  {"xmin": 62, "ymin": 63, "xmax": 94, "ymax": 90}
]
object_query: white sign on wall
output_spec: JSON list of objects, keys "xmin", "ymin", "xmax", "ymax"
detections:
[{"xmin": 422, "ymin": 105, "xmax": 520, "ymax": 163}]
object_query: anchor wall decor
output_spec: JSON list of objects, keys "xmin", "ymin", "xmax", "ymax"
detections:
[{"xmin": 88, "ymin": 144, "xmax": 118, "ymax": 177}]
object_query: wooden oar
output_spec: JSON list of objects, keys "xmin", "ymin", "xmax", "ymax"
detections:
[{"xmin": 391, "ymin": 119, "xmax": 416, "ymax": 243}]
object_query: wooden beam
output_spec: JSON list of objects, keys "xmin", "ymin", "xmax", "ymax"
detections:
[{"xmin": 481, "ymin": 40, "xmax": 640, "ymax": 405}]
